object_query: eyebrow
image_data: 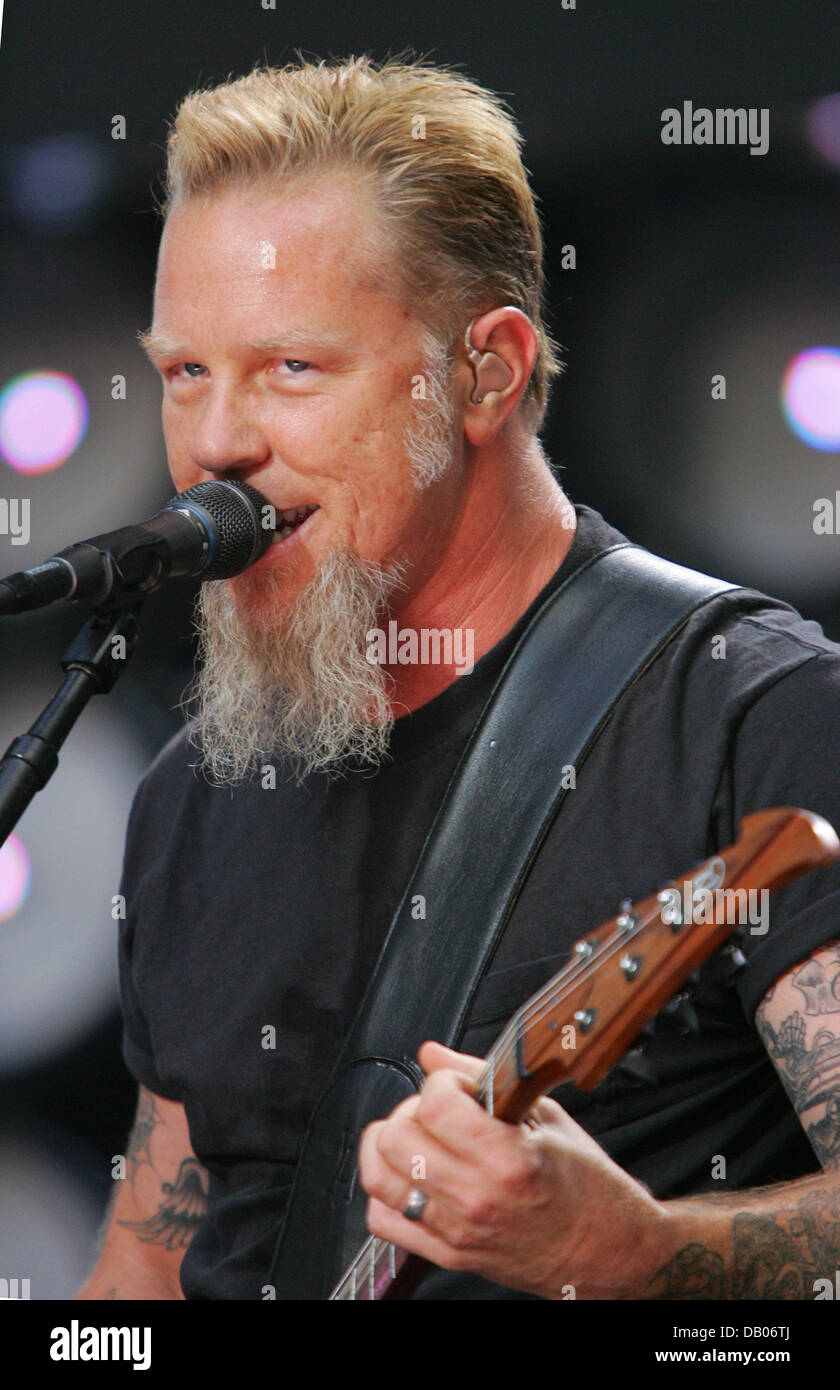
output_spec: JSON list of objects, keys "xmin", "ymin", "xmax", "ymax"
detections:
[{"xmin": 137, "ymin": 328, "xmax": 345, "ymax": 362}]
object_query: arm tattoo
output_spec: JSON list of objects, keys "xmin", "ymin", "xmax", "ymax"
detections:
[
  {"xmin": 646, "ymin": 1243, "xmax": 727, "ymax": 1299},
  {"xmin": 647, "ymin": 1189, "xmax": 840, "ymax": 1299},
  {"xmin": 118, "ymin": 1157, "xmax": 208, "ymax": 1251},
  {"xmin": 125, "ymin": 1089, "xmax": 162, "ymax": 1181},
  {"xmin": 117, "ymin": 1088, "xmax": 208, "ymax": 1252},
  {"xmin": 647, "ymin": 947, "xmax": 840, "ymax": 1299},
  {"xmin": 756, "ymin": 948, "xmax": 840, "ymax": 1171}
]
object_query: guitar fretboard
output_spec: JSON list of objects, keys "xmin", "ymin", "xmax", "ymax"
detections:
[{"xmin": 330, "ymin": 1234, "xmax": 404, "ymax": 1300}]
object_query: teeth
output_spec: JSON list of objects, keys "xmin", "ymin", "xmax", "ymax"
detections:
[
  {"xmin": 272, "ymin": 503, "xmax": 318, "ymax": 542},
  {"xmin": 279, "ymin": 504, "xmax": 318, "ymax": 525}
]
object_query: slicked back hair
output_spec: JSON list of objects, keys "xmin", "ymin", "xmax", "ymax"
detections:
[{"xmin": 161, "ymin": 56, "xmax": 562, "ymax": 429}]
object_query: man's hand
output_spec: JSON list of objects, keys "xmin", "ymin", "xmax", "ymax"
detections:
[{"xmin": 358, "ymin": 1040, "xmax": 671, "ymax": 1299}]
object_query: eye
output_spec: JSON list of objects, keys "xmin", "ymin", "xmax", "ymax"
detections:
[{"xmin": 283, "ymin": 359, "xmax": 311, "ymax": 374}]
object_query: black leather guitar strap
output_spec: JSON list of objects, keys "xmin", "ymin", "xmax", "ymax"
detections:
[{"xmin": 268, "ymin": 542, "xmax": 739, "ymax": 1298}]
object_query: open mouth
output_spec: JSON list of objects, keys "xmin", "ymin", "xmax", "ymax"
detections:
[{"xmin": 271, "ymin": 503, "xmax": 319, "ymax": 543}]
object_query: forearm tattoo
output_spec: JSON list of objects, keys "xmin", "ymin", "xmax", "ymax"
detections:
[
  {"xmin": 119, "ymin": 1157, "xmax": 208, "ymax": 1250},
  {"xmin": 647, "ymin": 1189, "xmax": 840, "ymax": 1298},
  {"xmin": 125, "ymin": 1088, "xmax": 161, "ymax": 1178}
]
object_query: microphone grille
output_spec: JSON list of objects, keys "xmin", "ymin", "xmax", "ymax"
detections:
[{"xmin": 169, "ymin": 480, "xmax": 272, "ymax": 579}]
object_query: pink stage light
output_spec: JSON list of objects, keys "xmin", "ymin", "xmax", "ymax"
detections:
[
  {"xmin": 0, "ymin": 371, "xmax": 88, "ymax": 474},
  {"xmin": 0, "ymin": 834, "xmax": 32, "ymax": 922},
  {"xmin": 781, "ymin": 347, "xmax": 840, "ymax": 452},
  {"xmin": 807, "ymin": 93, "xmax": 840, "ymax": 171}
]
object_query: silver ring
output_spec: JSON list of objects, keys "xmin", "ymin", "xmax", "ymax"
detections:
[{"xmin": 402, "ymin": 1186, "xmax": 428, "ymax": 1222}]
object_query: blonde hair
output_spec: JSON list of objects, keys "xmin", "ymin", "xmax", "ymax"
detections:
[{"xmin": 161, "ymin": 55, "xmax": 563, "ymax": 429}]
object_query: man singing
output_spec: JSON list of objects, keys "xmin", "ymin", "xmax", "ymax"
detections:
[{"xmin": 79, "ymin": 56, "xmax": 840, "ymax": 1300}]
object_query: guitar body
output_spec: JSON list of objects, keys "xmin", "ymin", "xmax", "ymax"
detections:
[{"xmin": 269, "ymin": 1058, "xmax": 421, "ymax": 1300}]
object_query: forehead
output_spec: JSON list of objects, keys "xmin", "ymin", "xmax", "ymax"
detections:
[{"xmin": 153, "ymin": 175, "xmax": 401, "ymax": 337}]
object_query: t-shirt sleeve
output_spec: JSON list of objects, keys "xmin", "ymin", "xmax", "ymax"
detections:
[
  {"xmin": 722, "ymin": 649, "xmax": 840, "ymax": 1021},
  {"xmin": 116, "ymin": 761, "xmax": 185, "ymax": 1103}
]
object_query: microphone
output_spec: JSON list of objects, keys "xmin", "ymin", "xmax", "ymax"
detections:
[{"xmin": 0, "ymin": 479, "xmax": 274, "ymax": 615}]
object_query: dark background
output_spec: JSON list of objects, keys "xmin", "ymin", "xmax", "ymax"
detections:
[{"xmin": 0, "ymin": 0, "xmax": 839, "ymax": 1296}]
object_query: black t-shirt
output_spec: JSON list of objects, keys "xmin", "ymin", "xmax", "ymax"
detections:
[{"xmin": 117, "ymin": 505, "xmax": 840, "ymax": 1300}]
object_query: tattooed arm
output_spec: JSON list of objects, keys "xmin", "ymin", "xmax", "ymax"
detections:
[
  {"xmin": 77, "ymin": 1086, "xmax": 208, "ymax": 1300},
  {"xmin": 646, "ymin": 940, "xmax": 840, "ymax": 1299}
]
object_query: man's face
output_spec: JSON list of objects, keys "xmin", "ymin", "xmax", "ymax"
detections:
[
  {"xmin": 148, "ymin": 176, "xmax": 464, "ymax": 619},
  {"xmin": 146, "ymin": 176, "xmax": 463, "ymax": 781}
]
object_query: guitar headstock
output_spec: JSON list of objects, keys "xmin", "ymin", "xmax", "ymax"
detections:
[{"xmin": 478, "ymin": 807, "xmax": 839, "ymax": 1120}]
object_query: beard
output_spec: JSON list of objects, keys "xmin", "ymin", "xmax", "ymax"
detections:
[
  {"xmin": 403, "ymin": 331, "xmax": 457, "ymax": 489},
  {"xmin": 186, "ymin": 334, "xmax": 458, "ymax": 785},
  {"xmin": 187, "ymin": 548, "xmax": 405, "ymax": 784}
]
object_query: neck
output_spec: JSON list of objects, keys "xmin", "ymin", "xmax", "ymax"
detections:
[{"xmin": 384, "ymin": 437, "xmax": 577, "ymax": 714}]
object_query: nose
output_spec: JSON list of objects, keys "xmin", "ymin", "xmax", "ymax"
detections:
[{"xmin": 188, "ymin": 382, "xmax": 270, "ymax": 477}]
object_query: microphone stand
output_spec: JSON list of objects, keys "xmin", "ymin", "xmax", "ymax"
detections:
[{"xmin": 0, "ymin": 601, "xmax": 144, "ymax": 847}]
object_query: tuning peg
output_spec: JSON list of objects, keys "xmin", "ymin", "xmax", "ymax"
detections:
[
  {"xmin": 637, "ymin": 1017, "xmax": 657, "ymax": 1040},
  {"xmin": 662, "ymin": 991, "xmax": 701, "ymax": 1034},
  {"xmin": 617, "ymin": 1045, "xmax": 657, "ymax": 1085},
  {"xmin": 616, "ymin": 898, "xmax": 639, "ymax": 930},
  {"xmin": 701, "ymin": 940, "xmax": 747, "ymax": 989},
  {"xmin": 721, "ymin": 943, "xmax": 747, "ymax": 985}
]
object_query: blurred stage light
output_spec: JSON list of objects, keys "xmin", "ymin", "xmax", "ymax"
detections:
[
  {"xmin": 578, "ymin": 188, "xmax": 840, "ymax": 603},
  {"xmin": 0, "ymin": 687, "xmax": 147, "ymax": 1075},
  {"xmin": 0, "ymin": 835, "xmax": 31, "ymax": 922},
  {"xmin": 0, "ymin": 370, "xmax": 88, "ymax": 473},
  {"xmin": 0, "ymin": 211, "xmax": 173, "ymax": 579},
  {"xmin": 807, "ymin": 94, "xmax": 840, "ymax": 171},
  {"xmin": 781, "ymin": 347, "xmax": 840, "ymax": 451},
  {"xmin": 8, "ymin": 134, "xmax": 112, "ymax": 233},
  {"xmin": 0, "ymin": 1126, "xmax": 102, "ymax": 1299}
]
